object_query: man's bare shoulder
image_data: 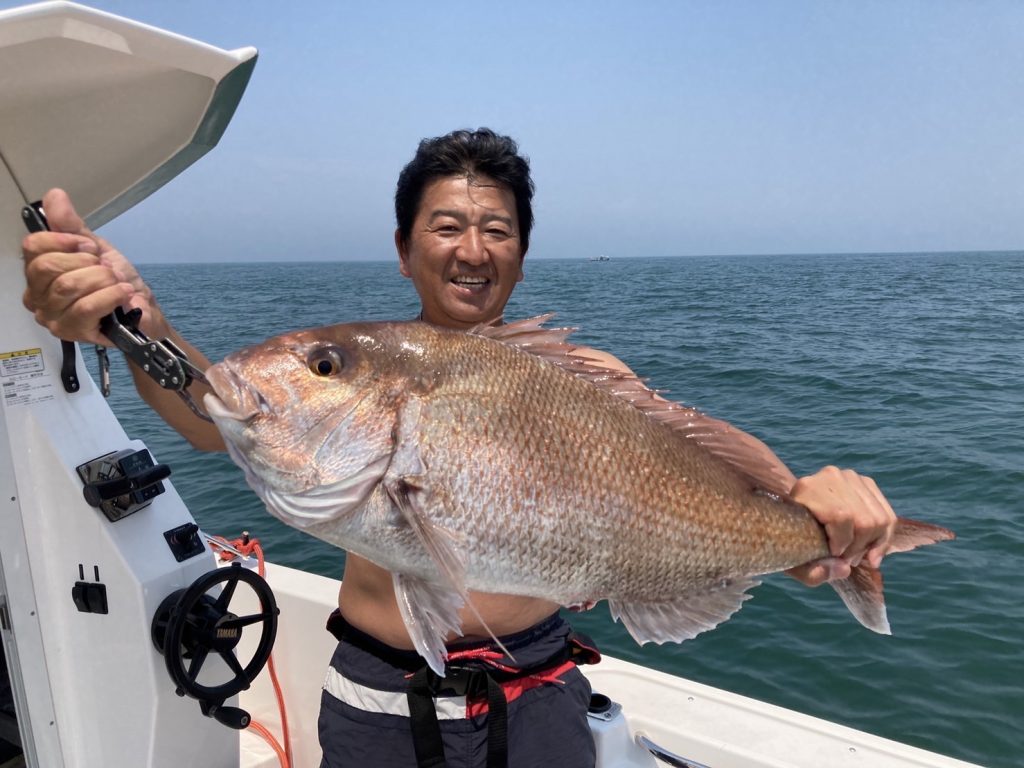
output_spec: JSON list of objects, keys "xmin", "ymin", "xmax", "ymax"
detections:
[{"xmin": 571, "ymin": 345, "xmax": 635, "ymax": 375}]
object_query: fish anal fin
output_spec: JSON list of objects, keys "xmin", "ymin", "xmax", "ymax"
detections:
[
  {"xmin": 609, "ymin": 576, "xmax": 759, "ymax": 645},
  {"xmin": 393, "ymin": 572, "xmax": 465, "ymax": 675},
  {"xmin": 830, "ymin": 563, "xmax": 891, "ymax": 634}
]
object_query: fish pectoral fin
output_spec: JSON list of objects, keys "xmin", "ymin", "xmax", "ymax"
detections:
[
  {"xmin": 393, "ymin": 572, "xmax": 465, "ymax": 675},
  {"xmin": 384, "ymin": 472, "xmax": 513, "ymax": 665},
  {"xmin": 386, "ymin": 397, "xmax": 469, "ymax": 596},
  {"xmin": 385, "ymin": 472, "xmax": 468, "ymax": 596},
  {"xmin": 609, "ymin": 576, "xmax": 760, "ymax": 645}
]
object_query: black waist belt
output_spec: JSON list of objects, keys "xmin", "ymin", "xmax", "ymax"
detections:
[
  {"xmin": 408, "ymin": 664, "xmax": 508, "ymax": 768},
  {"xmin": 326, "ymin": 610, "xmax": 600, "ymax": 768}
]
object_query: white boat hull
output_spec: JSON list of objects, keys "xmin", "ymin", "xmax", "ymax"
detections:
[{"xmin": 232, "ymin": 562, "xmax": 982, "ymax": 768}]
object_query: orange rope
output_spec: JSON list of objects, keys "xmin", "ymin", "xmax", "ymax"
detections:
[
  {"xmin": 210, "ymin": 533, "xmax": 293, "ymax": 768},
  {"xmin": 248, "ymin": 721, "xmax": 289, "ymax": 766}
]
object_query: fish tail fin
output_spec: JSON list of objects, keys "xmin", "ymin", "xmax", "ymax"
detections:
[
  {"xmin": 830, "ymin": 516, "xmax": 955, "ymax": 634},
  {"xmin": 889, "ymin": 516, "xmax": 956, "ymax": 553}
]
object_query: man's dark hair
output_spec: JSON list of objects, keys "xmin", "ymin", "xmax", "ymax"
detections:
[{"xmin": 395, "ymin": 128, "xmax": 535, "ymax": 255}]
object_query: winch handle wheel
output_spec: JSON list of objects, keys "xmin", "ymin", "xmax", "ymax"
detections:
[{"xmin": 151, "ymin": 562, "xmax": 279, "ymax": 729}]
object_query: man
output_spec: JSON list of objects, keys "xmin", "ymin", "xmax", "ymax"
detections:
[{"xmin": 22, "ymin": 128, "xmax": 896, "ymax": 767}]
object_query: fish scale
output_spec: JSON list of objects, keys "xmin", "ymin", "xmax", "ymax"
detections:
[{"xmin": 204, "ymin": 315, "xmax": 955, "ymax": 674}]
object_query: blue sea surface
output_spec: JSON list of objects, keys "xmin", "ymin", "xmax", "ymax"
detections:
[{"xmin": 95, "ymin": 252, "xmax": 1022, "ymax": 767}]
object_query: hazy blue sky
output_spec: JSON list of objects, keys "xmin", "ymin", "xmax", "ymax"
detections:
[{"xmin": 4, "ymin": 1, "xmax": 1023, "ymax": 262}]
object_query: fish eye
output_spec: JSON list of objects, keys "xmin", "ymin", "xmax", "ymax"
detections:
[{"xmin": 308, "ymin": 346, "xmax": 345, "ymax": 377}]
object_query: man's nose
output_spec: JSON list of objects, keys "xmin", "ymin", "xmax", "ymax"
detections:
[{"xmin": 456, "ymin": 228, "xmax": 487, "ymax": 265}]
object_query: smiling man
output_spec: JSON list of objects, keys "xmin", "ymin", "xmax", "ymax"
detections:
[
  {"xmin": 21, "ymin": 128, "xmax": 897, "ymax": 768},
  {"xmin": 394, "ymin": 139, "xmax": 528, "ymax": 330},
  {"xmin": 327, "ymin": 131, "xmax": 600, "ymax": 768}
]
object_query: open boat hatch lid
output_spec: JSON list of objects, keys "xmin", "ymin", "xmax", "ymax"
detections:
[{"xmin": 0, "ymin": 0, "xmax": 256, "ymax": 232}]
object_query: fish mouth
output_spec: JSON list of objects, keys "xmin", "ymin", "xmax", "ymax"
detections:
[{"xmin": 204, "ymin": 362, "xmax": 272, "ymax": 423}]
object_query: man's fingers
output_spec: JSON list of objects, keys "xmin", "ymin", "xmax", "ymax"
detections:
[
  {"xmin": 845, "ymin": 475, "xmax": 895, "ymax": 561},
  {"xmin": 36, "ymin": 283, "xmax": 134, "ymax": 345},
  {"xmin": 22, "ymin": 232, "xmax": 99, "ymax": 263},
  {"xmin": 48, "ymin": 265, "xmax": 132, "ymax": 317},
  {"xmin": 786, "ymin": 562, "xmax": 827, "ymax": 587},
  {"xmin": 786, "ymin": 557, "xmax": 851, "ymax": 587},
  {"xmin": 24, "ymin": 254, "xmax": 107, "ymax": 311},
  {"xmin": 26, "ymin": 253, "xmax": 134, "ymax": 345},
  {"xmin": 824, "ymin": 519, "xmax": 854, "ymax": 558},
  {"xmin": 41, "ymin": 188, "xmax": 91, "ymax": 236},
  {"xmin": 865, "ymin": 543, "xmax": 888, "ymax": 569}
]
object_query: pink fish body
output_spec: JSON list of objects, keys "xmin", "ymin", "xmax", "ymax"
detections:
[{"xmin": 204, "ymin": 316, "xmax": 954, "ymax": 673}]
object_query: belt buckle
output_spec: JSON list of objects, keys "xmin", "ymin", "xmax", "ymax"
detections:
[{"xmin": 439, "ymin": 665, "xmax": 480, "ymax": 697}]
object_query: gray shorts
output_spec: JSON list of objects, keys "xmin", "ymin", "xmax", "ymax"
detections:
[{"xmin": 318, "ymin": 611, "xmax": 598, "ymax": 768}]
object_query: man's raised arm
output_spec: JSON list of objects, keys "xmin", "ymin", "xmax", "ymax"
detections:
[{"xmin": 21, "ymin": 188, "xmax": 225, "ymax": 452}]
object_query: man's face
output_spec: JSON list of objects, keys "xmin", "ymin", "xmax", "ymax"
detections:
[{"xmin": 397, "ymin": 174, "xmax": 524, "ymax": 329}]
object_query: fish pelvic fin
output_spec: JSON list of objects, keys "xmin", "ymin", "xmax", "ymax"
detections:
[
  {"xmin": 385, "ymin": 470, "xmax": 467, "ymax": 595},
  {"xmin": 393, "ymin": 572, "xmax": 465, "ymax": 676},
  {"xmin": 473, "ymin": 314, "xmax": 798, "ymax": 497},
  {"xmin": 609, "ymin": 576, "xmax": 760, "ymax": 645}
]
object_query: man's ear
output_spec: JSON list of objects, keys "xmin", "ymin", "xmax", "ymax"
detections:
[{"xmin": 396, "ymin": 229, "xmax": 411, "ymax": 277}]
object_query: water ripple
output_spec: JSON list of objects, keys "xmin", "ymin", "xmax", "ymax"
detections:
[{"xmin": 94, "ymin": 252, "xmax": 1024, "ymax": 768}]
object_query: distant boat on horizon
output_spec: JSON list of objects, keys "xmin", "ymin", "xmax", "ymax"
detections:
[{"xmin": 589, "ymin": 254, "xmax": 611, "ymax": 262}]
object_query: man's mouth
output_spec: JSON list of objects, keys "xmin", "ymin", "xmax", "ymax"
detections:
[{"xmin": 450, "ymin": 275, "xmax": 490, "ymax": 292}]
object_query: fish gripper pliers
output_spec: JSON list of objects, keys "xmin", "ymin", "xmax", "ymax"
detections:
[{"xmin": 98, "ymin": 306, "xmax": 213, "ymax": 422}]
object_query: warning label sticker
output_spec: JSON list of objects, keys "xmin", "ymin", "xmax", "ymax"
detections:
[
  {"xmin": 0, "ymin": 348, "xmax": 44, "ymax": 376},
  {"xmin": 1, "ymin": 348, "xmax": 55, "ymax": 408}
]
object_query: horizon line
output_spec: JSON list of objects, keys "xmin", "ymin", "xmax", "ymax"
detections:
[{"xmin": 133, "ymin": 248, "xmax": 1024, "ymax": 267}]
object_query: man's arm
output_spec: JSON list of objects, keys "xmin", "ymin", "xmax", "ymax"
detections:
[
  {"xmin": 574, "ymin": 346, "xmax": 897, "ymax": 586},
  {"xmin": 21, "ymin": 188, "xmax": 225, "ymax": 452}
]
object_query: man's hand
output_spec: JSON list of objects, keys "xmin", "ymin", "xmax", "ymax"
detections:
[
  {"xmin": 21, "ymin": 188, "xmax": 163, "ymax": 345},
  {"xmin": 787, "ymin": 466, "xmax": 897, "ymax": 586}
]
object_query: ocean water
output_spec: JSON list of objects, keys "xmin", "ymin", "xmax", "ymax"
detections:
[{"xmin": 95, "ymin": 252, "xmax": 1021, "ymax": 767}]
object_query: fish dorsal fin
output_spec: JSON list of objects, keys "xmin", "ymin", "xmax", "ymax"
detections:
[
  {"xmin": 474, "ymin": 315, "xmax": 798, "ymax": 498},
  {"xmin": 471, "ymin": 313, "xmax": 577, "ymax": 352}
]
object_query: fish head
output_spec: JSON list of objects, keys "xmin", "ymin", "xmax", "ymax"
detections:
[{"xmin": 203, "ymin": 323, "xmax": 412, "ymax": 525}]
